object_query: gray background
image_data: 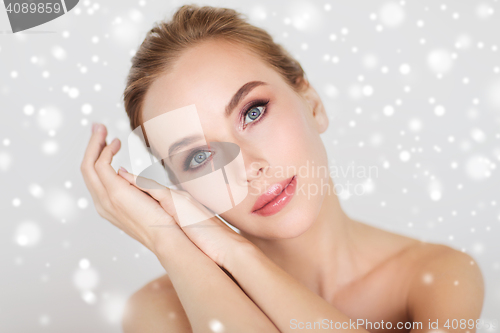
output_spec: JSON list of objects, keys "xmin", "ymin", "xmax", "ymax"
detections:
[{"xmin": 1, "ymin": 0, "xmax": 499, "ymax": 332}]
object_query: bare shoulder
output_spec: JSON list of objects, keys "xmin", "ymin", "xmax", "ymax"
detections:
[
  {"xmin": 354, "ymin": 220, "xmax": 483, "ymax": 277},
  {"xmin": 405, "ymin": 241, "xmax": 484, "ymax": 286},
  {"xmin": 405, "ymin": 242, "xmax": 485, "ymax": 328},
  {"xmin": 122, "ymin": 274, "xmax": 192, "ymax": 333}
]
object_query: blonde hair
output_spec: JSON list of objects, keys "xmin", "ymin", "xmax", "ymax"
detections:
[{"xmin": 123, "ymin": 4, "xmax": 308, "ymax": 135}]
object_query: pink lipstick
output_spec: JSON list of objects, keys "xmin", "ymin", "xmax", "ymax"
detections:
[{"xmin": 252, "ymin": 175, "xmax": 297, "ymax": 217}]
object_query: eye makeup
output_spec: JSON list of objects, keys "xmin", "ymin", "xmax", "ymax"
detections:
[
  {"xmin": 238, "ymin": 98, "xmax": 270, "ymax": 130},
  {"xmin": 182, "ymin": 146, "xmax": 214, "ymax": 172},
  {"xmin": 180, "ymin": 97, "xmax": 271, "ymax": 172}
]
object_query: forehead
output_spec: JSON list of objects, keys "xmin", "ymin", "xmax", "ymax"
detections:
[{"xmin": 141, "ymin": 39, "xmax": 282, "ymax": 123}]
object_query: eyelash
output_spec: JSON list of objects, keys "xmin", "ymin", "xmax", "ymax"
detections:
[
  {"xmin": 183, "ymin": 99, "xmax": 270, "ymax": 171},
  {"xmin": 183, "ymin": 149, "xmax": 213, "ymax": 171},
  {"xmin": 239, "ymin": 99, "xmax": 270, "ymax": 129}
]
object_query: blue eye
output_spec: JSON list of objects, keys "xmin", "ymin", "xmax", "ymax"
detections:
[
  {"xmin": 189, "ymin": 151, "xmax": 212, "ymax": 169},
  {"xmin": 244, "ymin": 106, "xmax": 264, "ymax": 125}
]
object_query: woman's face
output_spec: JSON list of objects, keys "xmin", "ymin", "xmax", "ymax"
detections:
[{"xmin": 141, "ymin": 39, "xmax": 330, "ymax": 239}]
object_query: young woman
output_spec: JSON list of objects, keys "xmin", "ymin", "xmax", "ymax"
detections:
[{"xmin": 80, "ymin": 5, "xmax": 484, "ymax": 332}]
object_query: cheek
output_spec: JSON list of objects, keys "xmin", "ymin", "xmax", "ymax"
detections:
[{"xmin": 261, "ymin": 107, "xmax": 316, "ymax": 165}]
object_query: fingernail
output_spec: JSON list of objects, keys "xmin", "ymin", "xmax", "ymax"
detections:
[
  {"xmin": 91, "ymin": 122, "xmax": 97, "ymax": 133},
  {"xmin": 119, "ymin": 166, "xmax": 128, "ymax": 173},
  {"xmin": 95, "ymin": 124, "xmax": 104, "ymax": 133}
]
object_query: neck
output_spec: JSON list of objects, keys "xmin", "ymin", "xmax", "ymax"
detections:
[{"xmin": 241, "ymin": 177, "xmax": 364, "ymax": 300}]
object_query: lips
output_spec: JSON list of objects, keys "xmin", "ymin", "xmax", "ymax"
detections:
[{"xmin": 251, "ymin": 175, "xmax": 297, "ymax": 217}]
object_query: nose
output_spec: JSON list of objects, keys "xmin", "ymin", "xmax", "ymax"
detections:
[{"xmin": 245, "ymin": 157, "xmax": 269, "ymax": 183}]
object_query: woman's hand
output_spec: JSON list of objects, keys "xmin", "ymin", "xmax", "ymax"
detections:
[
  {"xmin": 81, "ymin": 123, "xmax": 253, "ymax": 266},
  {"xmin": 118, "ymin": 166, "xmax": 254, "ymax": 269},
  {"xmin": 80, "ymin": 123, "xmax": 183, "ymax": 253}
]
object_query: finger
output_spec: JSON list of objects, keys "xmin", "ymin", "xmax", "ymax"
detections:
[
  {"xmin": 81, "ymin": 123, "xmax": 108, "ymax": 171},
  {"xmin": 118, "ymin": 168, "xmax": 178, "ymax": 218},
  {"xmin": 95, "ymin": 137, "xmax": 129, "ymax": 195},
  {"xmin": 119, "ymin": 169, "xmax": 225, "ymax": 229},
  {"xmin": 80, "ymin": 123, "xmax": 109, "ymax": 200}
]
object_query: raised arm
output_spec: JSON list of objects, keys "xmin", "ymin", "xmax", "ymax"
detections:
[
  {"xmin": 223, "ymin": 243, "xmax": 371, "ymax": 333},
  {"xmin": 134, "ymin": 225, "xmax": 279, "ymax": 333},
  {"xmin": 80, "ymin": 124, "xmax": 279, "ymax": 333}
]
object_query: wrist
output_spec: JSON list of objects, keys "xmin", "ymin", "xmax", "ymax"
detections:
[
  {"xmin": 223, "ymin": 238, "xmax": 261, "ymax": 273},
  {"xmin": 152, "ymin": 226, "xmax": 188, "ymax": 258}
]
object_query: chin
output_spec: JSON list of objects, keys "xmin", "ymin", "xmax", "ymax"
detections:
[
  {"xmin": 275, "ymin": 216, "xmax": 316, "ymax": 239},
  {"xmin": 250, "ymin": 193, "xmax": 324, "ymax": 240},
  {"xmin": 280, "ymin": 198, "xmax": 324, "ymax": 238}
]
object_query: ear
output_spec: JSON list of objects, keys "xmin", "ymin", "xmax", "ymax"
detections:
[{"xmin": 300, "ymin": 81, "xmax": 329, "ymax": 134}]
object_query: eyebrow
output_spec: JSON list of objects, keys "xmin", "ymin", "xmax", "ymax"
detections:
[
  {"xmin": 225, "ymin": 80, "xmax": 267, "ymax": 117},
  {"xmin": 166, "ymin": 81, "xmax": 266, "ymax": 160},
  {"xmin": 168, "ymin": 134, "xmax": 204, "ymax": 160}
]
